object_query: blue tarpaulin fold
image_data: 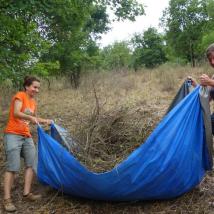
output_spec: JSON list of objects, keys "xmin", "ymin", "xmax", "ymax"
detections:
[{"xmin": 37, "ymin": 85, "xmax": 212, "ymax": 201}]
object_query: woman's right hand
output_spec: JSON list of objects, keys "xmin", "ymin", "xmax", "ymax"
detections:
[
  {"xmin": 36, "ymin": 118, "xmax": 53, "ymax": 125},
  {"xmin": 29, "ymin": 116, "xmax": 38, "ymax": 124}
]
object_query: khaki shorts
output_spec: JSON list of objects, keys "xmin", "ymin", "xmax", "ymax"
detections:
[{"xmin": 3, "ymin": 134, "xmax": 36, "ymax": 172}]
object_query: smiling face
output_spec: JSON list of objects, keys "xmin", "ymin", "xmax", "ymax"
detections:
[
  {"xmin": 208, "ymin": 51, "xmax": 214, "ymax": 68},
  {"xmin": 25, "ymin": 81, "xmax": 40, "ymax": 98}
]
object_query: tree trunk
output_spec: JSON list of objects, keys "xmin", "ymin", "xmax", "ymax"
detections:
[
  {"xmin": 190, "ymin": 41, "xmax": 195, "ymax": 67},
  {"xmin": 70, "ymin": 66, "xmax": 81, "ymax": 89}
]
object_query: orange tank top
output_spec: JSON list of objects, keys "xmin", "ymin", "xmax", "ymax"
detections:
[{"xmin": 4, "ymin": 91, "xmax": 36, "ymax": 137}]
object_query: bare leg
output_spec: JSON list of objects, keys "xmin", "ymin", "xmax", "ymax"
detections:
[
  {"xmin": 23, "ymin": 167, "xmax": 34, "ymax": 195},
  {"xmin": 4, "ymin": 171, "xmax": 15, "ymax": 199}
]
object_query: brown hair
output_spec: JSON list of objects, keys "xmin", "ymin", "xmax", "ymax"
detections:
[
  {"xmin": 23, "ymin": 76, "xmax": 40, "ymax": 90},
  {"xmin": 206, "ymin": 43, "xmax": 214, "ymax": 58}
]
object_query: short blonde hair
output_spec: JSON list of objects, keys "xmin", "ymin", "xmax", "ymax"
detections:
[{"xmin": 206, "ymin": 43, "xmax": 214, "ymax": 58}]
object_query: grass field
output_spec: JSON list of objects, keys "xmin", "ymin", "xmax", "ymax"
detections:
[{"xmin": 0, "ymin": 64, "xmax": 214, "ymax": 213}]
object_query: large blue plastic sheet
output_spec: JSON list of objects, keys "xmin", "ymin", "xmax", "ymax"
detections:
[{"xmin": 37, "ymin": 86, "xmax": 212, "ymax": 201}]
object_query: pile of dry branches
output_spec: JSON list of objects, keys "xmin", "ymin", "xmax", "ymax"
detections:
[{"xmin": 66, "ymin": 100, "xmax": 161, "ymax": 172}]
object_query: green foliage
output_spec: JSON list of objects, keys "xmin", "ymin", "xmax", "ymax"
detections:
[
  {"xmin": 199, "ymin": 31, "xmax": 214, "ymax": 56},
  {"xmin": 163, "ymin": 45, "xmax": 188, "ymax": 65},
  {"xmin": 0, "ymin": 0, "xmax": 55, "ymax": 86},
  {"xmin": 42, "ymin": 0, "xmax": 144, "ymax": 87},
  {"xmin": 161, "ymin": 0, "xmax": 212, "ymax": 66},
  {"xmin": 95, "ymin": 0, "xmax": 144, "ymax": 21},
  {"xmin": 0, "ymin": 0, "xmax": 144, "ymax": 88},
  {"xmin": 100, "ymin": 42, "xmax": 132, "ymax": 71},
  {"xmin": 207, "ymin": 0, "xmax": 214, "ymax": 18},
  {"xmin": 82, "ymin": 40, "xmax": 103, "ymax": 71},
  {"xmin": 131, "ymin": 28, "xmax": 167, "ymax": 69},
  {"xmin": 197, "ymin": 0, "xmax": 214, "ymax": 57},
  {"xmin": 0, "ymin": 4, "xmax": 50, "ymax": 87},
  {"xmin": 30, "ymin": 61, "xmax": 60, "ymax": 77}
]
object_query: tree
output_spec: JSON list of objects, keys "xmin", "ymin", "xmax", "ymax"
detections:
[
  {"xmin": 131, "ymin": 27, "xmax": 167, "ymax": 69},
  {"xmin": 198, "ymin": 0, "xmax": 214, "ymax": 55},
  {"xmin": 161, "ymin": 0, "xmax": 211, "ymax": 66},
  {"xmin": 100, "ymin": 42, "xmax": 132, "ymax": 71},
  {"xmin": 0, "ymin": 0, "xmax": 144, "ymax": 88},
  {"xmin": 42, "ymin": 0, "xmax": 144, "ymax": 87},
  {"xmin": 0, "ymin": 1, "xmax": 52, "ymax": 86},
  {"xmin": 207, "ymin": 0, "xmax": 214, "ymax": 18}
]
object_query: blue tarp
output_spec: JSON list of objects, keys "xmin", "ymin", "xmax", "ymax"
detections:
[{"xmin": 37, "ymin": 86, "xmax": 212, "ymax": 201}]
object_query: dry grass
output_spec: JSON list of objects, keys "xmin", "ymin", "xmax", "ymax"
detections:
[{"xmin": 0, "ymin": 65, "xmax": 214, "ymax": 213}]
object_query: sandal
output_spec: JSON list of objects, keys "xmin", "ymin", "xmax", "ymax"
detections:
[
  {"xmin": 23, "ymin": 192, "xmax": 42, "ymax": 201},
  {"xmin": 3, "ymin": 198, "xmax": 17, "ymax": 212}
]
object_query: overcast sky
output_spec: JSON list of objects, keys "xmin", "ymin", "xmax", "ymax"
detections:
[{"xmin": 99, "ymin": 0, "xmax": 170, "ymax": 47}]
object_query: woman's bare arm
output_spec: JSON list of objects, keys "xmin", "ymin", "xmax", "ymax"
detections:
[{"xmin": 14, "ymin": 99, "xmax": 38, "ymax": 124}]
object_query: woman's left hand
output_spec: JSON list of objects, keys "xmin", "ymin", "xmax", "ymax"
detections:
[
  {"xmin": 38, "ymin": 118, "xmax": 53, "ymax": 125},
  {"xmin": 44, "ymin": 119, "xmax": 53, "ymax": 125}
]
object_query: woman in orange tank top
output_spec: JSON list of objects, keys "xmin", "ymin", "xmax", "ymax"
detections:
[{"xmin": 3, "ymin": 76, "xmax": 52, "ymax": 212}]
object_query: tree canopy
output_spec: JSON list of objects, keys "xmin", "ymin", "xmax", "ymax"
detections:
[
  {"xmin": 161, "ymin": 0, "xmax": 214, "ymax": 66},
  {"xmin": 1, "ymin": 0, "xmax": 214, "ymax": 87},
  {"xmin": 131, "ymin": 28, "xmax": 167, "ymax": 69},
  {"xmin": 0, "ymin": 0, "xmax": 144, "ymax": 87}
]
